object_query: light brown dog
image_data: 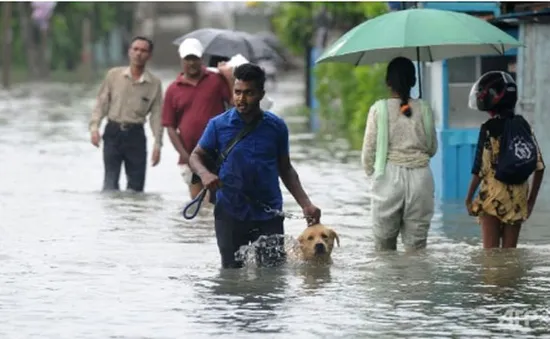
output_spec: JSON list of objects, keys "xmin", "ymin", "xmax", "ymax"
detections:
[{"xmin": 296, "ymin": 224, "xmax": 340, "ymax": 264}]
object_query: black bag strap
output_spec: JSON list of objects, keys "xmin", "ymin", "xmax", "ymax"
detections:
[{"xmin": 215, "ymin": 113, "xmax": 263, "ymax": 168}]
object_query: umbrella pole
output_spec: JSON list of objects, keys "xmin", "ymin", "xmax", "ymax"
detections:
[{"xmin": 416, "ymin": 47, "xmax": 422, "ymax": 99}]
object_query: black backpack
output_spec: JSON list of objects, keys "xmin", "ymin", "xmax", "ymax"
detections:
[{"xmin": 495, "ymin": 115, "xmax": 538, "ymax": 185}]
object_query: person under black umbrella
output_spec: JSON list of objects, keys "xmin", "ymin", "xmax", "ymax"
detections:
[
  {"xmin": 173, "ymin": 28, "xmax": 280, "ymax": 63},
  {"xmin": 161, "ymin": 38, "xmax": 233, "ymax": 201}
]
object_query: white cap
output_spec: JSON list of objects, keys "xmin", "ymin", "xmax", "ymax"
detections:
[{"xmin": 178, "ymin": 38, "xmax": 203, "ymax": 59}]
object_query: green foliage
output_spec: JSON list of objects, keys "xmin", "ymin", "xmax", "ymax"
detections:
[
  {"xmin": 49, "ymin": 3, "xmax": 131, "ymax": 71},
  {"xmin": 314, "ymin": 62, "xmax": 389, "ymax": 149},
  {"xmin": 272, "ymin": 2, "xmax": 390, "ymax": 149},
  {"xmin": 271, "ymin": 2, "xmax": 314, "ymax": 55},
  {"xmin": 272, "ymin": 2, "xmax": 388, "ymax": 54},
  {"xmin": 2, "ymin": 3, "xmax": 131, "ymax": 72}
]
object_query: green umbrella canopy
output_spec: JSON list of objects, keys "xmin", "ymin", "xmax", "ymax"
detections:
[{"xmin": 317, "ymin": 8, "xmax": 523, "ymax": 66}]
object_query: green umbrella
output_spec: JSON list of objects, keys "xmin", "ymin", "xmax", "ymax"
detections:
[{"xmin": 316, "ymin": 8, "xmax": 522, "ymax": 96}]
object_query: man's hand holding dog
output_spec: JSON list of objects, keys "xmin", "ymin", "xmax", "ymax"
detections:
[{"xmin": 303, "ymin": 203, "xmax": 321, "ymax": 226}]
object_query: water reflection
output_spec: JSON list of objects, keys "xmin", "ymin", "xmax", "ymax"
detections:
[
  {"xmin": 294, "ymin": 264, "xmax": 332, "ymax": 290},
  {"xmin": 365, "ymin": 251, "xmax": 437, "ymax": 304},
  {"xmin": 195, "ymin": 268, "xmax": 289, "ymax": 335},
  {"xmin": 98, "ymin": 191, "xmax": 166, "ymax": 226},
  {"xmin": 475, "ymin": 249, "xmax": 527, "ymax": 291}
]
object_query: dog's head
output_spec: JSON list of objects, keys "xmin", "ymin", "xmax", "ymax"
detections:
[{"xmin": 297, "ymin": 224, "xmax": 340, "ymax": 261}]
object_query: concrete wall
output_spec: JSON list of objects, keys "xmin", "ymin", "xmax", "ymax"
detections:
[
  {"xmin": 517, "ymin": 22, "xmax": 550, "ymax": 201},
  {"xmin": 516, "ymin": 22, "xmax": 550, "ymax": 125}
]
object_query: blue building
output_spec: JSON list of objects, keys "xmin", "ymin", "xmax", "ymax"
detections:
[
  {"xmin": 309, "ymin": 2, "xmax": 519, "ymax": 201},
  {"xmin": 417, "ymin": 2, "xmax": 518, "ymax": 201}
]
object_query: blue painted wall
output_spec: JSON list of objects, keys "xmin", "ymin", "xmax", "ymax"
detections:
[
  {"xmin": 422, "ymin": 2, "xmax": 519, "ymax": 201},
  {"xmin": 431, "ymin": 127, "xmax": 481, "ymax": 201},
  {"xmin": 438, "ymin": 129, "xmax": 479, "ymax": 200},
  {"xmin": 502, "ymin": 28, "xmax": 519, "ymax": 56},
  {"xmin": 421, "ymin": 2, "xmax": 501, "ymax": 16}
]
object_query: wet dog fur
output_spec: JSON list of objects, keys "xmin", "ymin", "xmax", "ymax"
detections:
[{"xmin": 296, "ymin": 224, "xmax": 340, "ymax": 264}]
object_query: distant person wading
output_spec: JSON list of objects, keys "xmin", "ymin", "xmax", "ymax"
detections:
[{"xmin": 89, "ymin": 36, "xmax": 163, "ymax": 192}]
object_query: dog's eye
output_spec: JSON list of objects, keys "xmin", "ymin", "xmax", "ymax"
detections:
[
  {"xmin": 321, "ymin": 234, "xmax": 328, "ymax": 239},
  {"xmin": 307, "ymin": 236, "xmax": 314, "ymax": 241}
]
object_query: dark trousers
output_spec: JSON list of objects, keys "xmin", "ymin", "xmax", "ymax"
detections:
[
  {"xmin": 214, "ymin": 204, "xmax": 286, "ymax": 269},
  {"xmin": 102, "ymin": 120, "xmax": 147, "ymax": 192}
]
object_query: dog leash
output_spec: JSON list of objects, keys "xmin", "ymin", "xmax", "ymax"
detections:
[
  {"xmin": 182, "ymin": 187, "xmax": 209, "ymax": 220},
  {"xmin": 182, "ymin": 184, "xmax": 314, "ymax": 223}
]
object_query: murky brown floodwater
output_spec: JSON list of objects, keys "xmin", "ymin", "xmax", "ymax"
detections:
[{"xmin": 2, "ymin": 70, "xmax": 550, "ymax": 338}]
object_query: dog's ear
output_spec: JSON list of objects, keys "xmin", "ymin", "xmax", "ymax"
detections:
[
  {"xmin": 297, "ymin": 234, "xmax": 304, "ymax": 244},
  {"xmin": 330, "ymin": 229, "xmax": 340, "ymax": 247}
]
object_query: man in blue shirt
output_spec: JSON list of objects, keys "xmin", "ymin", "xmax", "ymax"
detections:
[{"xmin": 189, "ymin": 63, "xmax": 321, "ymax": 268}]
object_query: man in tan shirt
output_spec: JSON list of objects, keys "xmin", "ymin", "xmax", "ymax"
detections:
[{"xmin": 89, "ymin": 36, "xmax": 163, "ymax": 192}]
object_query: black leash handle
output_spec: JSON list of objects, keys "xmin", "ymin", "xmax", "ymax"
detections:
[{"xmin": 182, "ymin": 187, "xmax": 208, "ymax": 220}]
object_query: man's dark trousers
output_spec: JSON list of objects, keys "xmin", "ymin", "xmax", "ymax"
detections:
[
  {"xmin": 214, "ymin": 204, "xmax": 286, "ymax": 269},
  {"xmin": 102, "ymin": 120, "xmax": 147, "ymax": 192}
]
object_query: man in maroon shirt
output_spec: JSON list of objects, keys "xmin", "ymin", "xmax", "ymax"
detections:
[{"xmin": 162, "ymin": 38, "xmax": 232, "ymax": 199}]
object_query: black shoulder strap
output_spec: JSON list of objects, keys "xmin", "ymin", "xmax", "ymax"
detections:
[{"xmin": 216, "ymin": 113, "xmax": 263, "ymax": 167}]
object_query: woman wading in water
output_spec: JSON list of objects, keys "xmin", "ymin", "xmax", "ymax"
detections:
[{"xmin": 361, "ymin": 57, "xmax": 437, "ymax": 251}]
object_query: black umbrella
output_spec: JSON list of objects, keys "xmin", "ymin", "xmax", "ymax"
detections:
[
  {"xmin": 254, "ymin": 31, "xmax": 289, "ymax": 66},
  {"xmin": 255, "ymin": 31, "xmax": 284, "ymax": 51},
  {"xmin": 173, "ymin": 28, "xmax": 280, "ymax": 62}
]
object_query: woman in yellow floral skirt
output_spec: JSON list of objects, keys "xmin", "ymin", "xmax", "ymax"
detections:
[{"xmin": 465, "ymin": 71, "xmax": 545, "ymax": 248}]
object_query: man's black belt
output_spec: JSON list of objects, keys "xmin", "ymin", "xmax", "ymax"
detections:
[{"xmin": 107, "ymin": 120, "xmax": 143, "ymax": 131}]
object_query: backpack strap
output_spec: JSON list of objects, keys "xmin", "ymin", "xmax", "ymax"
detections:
[
  {"xmin": 420, "ymin": 100, "xmax": 434, "ymax": 151},
  {"xmin": 217, "ymin": 113, "xmax": 262, "ymax": 167},
  {"xmin": 199, "ymin": 113, "xmax": 262, "ymax": 177},
  {"xmin": 373, "ymin": 99, "xmax": 389, "ymax": 178}
]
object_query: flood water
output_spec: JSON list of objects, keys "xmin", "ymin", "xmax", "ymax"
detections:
[{"xmin": 2, "ymin": 70, "xmax": 550, "ymax": 338}]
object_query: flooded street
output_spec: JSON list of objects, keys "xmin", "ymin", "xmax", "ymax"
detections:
[{"xmin": 3, "ymin": 70, "xmax": 550, "ymax": 338}]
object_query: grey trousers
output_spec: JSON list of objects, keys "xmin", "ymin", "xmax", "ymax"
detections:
[{"xmin": 370, "ymin": 162, "xmax": 435, "ymax": 251}]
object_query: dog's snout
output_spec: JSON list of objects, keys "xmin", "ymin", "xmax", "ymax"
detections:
[{"xmin": 314, "ymin": 243, "xmax": 326, "ymax": 254}]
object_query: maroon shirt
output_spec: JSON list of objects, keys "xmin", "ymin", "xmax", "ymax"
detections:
[{"xmin": 162, "ymin": 68, "xmax": 231, "ymax": 164}]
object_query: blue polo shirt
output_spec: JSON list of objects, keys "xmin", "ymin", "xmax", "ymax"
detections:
[{"xmin": 198, "ymin": 108, "xmax": 289, "ymax": 221}]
